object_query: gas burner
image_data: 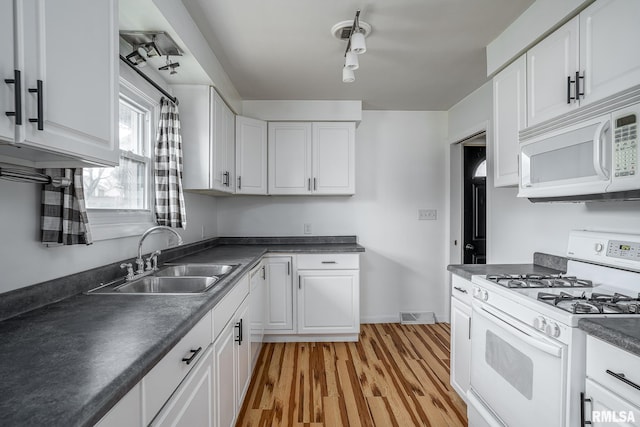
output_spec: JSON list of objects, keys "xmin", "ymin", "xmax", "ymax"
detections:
[
  {"xmin": 537, "ymin": 290, "xmax": 640, "ymax": 314},
  {"xmin": 487, "ymin": 273, "xmax": 593, "ymax": 289}
]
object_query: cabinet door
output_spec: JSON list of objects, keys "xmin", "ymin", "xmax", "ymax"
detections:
[
  {"xmin": 213, "ymin": 318, "xmax": 238, "ymax": 427},
  {"xmin": 527, "ymin": 17, "xmax": 580, "ymax": 126},
  {"xmin": 249, "ymin": 264, "xmax": 265, "ymax": 368},
  {"xmin": 235, "ymin": 298, "xmax": 251, "ymax": 406},
  {"xmin": 0, "ymin": 1, "xmax": 16, "ymax": 142},
  {"xmin": 585, "ymin": 379, "xmax": 640, "ymax": 426},
  {"xmin": 450, "ymin": 297, "xmax": 471, "ymax": 401},
  {"xmin": 493, "ymin": 54, "xmax": 526, "ymax": 187},
  {"xmin": 264, "ymin": 257, "xmax": 294, "ymax": 331},
  {"xmin": 19, "ymin": 0, "xmax": 118, "ymax": 166},
  {"xmin": 224, "ymin": 104, "xmax": 236, "ymax": 193},
  {"xmin": 152, "ymin": 347, "xmax": 213, "ymax": 427},
  {"xmin": 268, "ymin": 122, "xmax": 312, "ymax": 194},
  {"xmin": 297, "ymin": 270, "xmax": 359, "ymax": 334},
  {"xmin": 312, "ymin": 122, "xmax": 355, "ymax": 195},
  {"xmin": 211, "ymin": 89, "xmax": 228, "ymax": 192},
  {"xmin": 580, "ymin": 0, "xmax": 640, "ymax": 106},
  {"xmin": 236, "ymin": 116, "xmax": 267, "ymax": 195}
]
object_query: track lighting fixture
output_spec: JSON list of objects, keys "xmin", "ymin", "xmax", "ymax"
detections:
[
  {"xmin": 125, "ymin": 50, "xmax": 146, "ymax": 67},
  {"xmin": 332, "ymin": 10, "xmax": 371, "ymax": 83},
  {"xmin": 158, "ymin": 56, "xmax": 180, "ymax": 75}
]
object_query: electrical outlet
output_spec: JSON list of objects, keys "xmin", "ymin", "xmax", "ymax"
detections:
[
  {"xmin": 304, "ymin": 223, "xmax": 312, "ymax": 234},
  {"xmin": 418, "ymin": 209, "xmax": 437, "ymax": 220}
]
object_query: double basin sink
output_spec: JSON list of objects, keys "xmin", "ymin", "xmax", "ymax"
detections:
[{"xmin": 88, "ymin": 264, "xmax": 239, "ymax": 295}]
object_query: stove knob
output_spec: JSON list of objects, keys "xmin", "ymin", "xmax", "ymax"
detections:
[
  {"xmin": 545, "ymin": 322, "xmax": 561, "ymax": 338},
  {"xmin": 595, "ymin": 243, "xmax": 604, "ymax": 253},
  {"xmin": 533, "ymin": 316, "xmax": 547, "ymax": 331},
  {"xmin": 481, "ymin": 290, "xmax": 489, "ymax": 302}
]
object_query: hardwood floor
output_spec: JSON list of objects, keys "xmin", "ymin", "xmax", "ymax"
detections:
[{"xmin": 236, "ymin": 323, "xmax": 467, "ymax": 427}]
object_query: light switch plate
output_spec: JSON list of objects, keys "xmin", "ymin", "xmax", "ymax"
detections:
[
  {"xmin": 304, "ymin": 223, "xmax": 312, "ymax": 234},
  {"xmin": 418, "ymin": 209, "xmax": 437, "ymax": 220}
]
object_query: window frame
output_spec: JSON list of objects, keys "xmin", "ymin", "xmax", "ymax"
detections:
[{"xmin": 87, "ymin": 78, "xmax": 159, "ymax": 241}]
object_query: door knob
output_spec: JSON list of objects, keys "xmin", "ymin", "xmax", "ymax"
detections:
[{"xmin": 465, "ymin": 244, "xmax": 475, "ymax": 250}]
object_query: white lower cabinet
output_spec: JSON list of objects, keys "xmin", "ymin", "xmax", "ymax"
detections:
[
  {"xmin": 264, "ymin": 256, "xmax": 294, "ymax": 332},
  {"xmin": 450, "ymin": 274, "xmax": 473, "ymax": 401},
  {"xmin": 152, "ymin": 346, "xmax": 214, "ymax": 427},
  {"xmin": 583, "ymin": 335, "xmax": 640, "ymax": 426},
  {"xmin": 249, "ymin": 262, "xmax": 266, "ymax": 368},
  {"xmin": 264, "ymin": 253, "xmax": 360, "ymax": 341},
  {"xmin": 297, "ymin": 270, "xmax": 359, "ymax": 334},
  {"xmin": 212, "ymin": 314, "xmax": 237, "ymax": 427},
  {"xmin": 95, "ymin": 384, "xmax": 142, "ymax": 427}
]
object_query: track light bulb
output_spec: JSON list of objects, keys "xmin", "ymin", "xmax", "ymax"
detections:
[
  {"xmin": 350, "ymin": 31, "xmax": 366, "ymax": 54},
  {"xmin": 345, "ymin": 50, "xmax": 359, "ymax": 70},
  {"xmin": 342, "ymin": 66, "xmax": 355, "ymax": 83}
]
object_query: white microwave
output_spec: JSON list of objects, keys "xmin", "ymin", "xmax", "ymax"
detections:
[{"xmin": 519, "ymin": 103, "xmax": 640, "ymax": 202}]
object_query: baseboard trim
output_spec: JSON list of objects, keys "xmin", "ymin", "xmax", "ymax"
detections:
[
  {"xmin": 360, "ymin": 314, "xmax": 400, "ymax": 324},
  {"xmin": 263, "ymin": 334, "xmax": 359, "ymax": 343}
]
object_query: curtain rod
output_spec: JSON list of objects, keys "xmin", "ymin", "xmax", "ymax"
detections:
[
  {"xmin": 119, "ymin": 54, "xmax": 178, "ymax": 104},
  {"xmin": 0, "ymin": 167, "xmax": 71, "ymax": 187}
]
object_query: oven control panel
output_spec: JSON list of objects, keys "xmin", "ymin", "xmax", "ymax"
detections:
[{"xmin": 607, "ymin": 240, "xmax": 640, "ymax": 261}]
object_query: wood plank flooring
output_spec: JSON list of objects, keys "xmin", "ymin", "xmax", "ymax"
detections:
[{"xmin": 236, "ymin": 323, "xmax": 467, "ymax": 427}]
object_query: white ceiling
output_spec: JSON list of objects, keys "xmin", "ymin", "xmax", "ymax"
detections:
[{"xmin": 181, "ymin": 0, "xmax": 535, "ymax": 110}]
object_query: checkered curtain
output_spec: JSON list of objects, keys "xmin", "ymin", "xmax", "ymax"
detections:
[
  {"xmin": 155, "ymin": 98, "xmax": 186, "ymax": 228},
  {"xmin": 41, "ymin": 169, "xmax": 93, "ymax": 245}
]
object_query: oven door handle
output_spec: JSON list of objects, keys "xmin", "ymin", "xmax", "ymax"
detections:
[{"xmin": 476, "ymin": 303, "xmax": 563, "ymax": 358}]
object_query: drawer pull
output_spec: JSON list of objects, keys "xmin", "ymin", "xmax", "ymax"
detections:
[
  {"xmin": 321, "ymin": 261, "xmax": 337, "ymax": 264},
  {"xmin": 453, "ymin": 286, "xmax": 468, "ymax": 294},
  {"xmin": 580, "ymin": 392, "xmax": 592, "ymax": 426},
  {"xmin": 235, "ymin": 319, "xmax": 243, "ymax": 345},
  {"xmin": 606, "ymin": 369, "xmax": 640, "ymax": 391},
  {"xmin": 181, "ymin": 347, "xmax": 202, "ymax": 365}
]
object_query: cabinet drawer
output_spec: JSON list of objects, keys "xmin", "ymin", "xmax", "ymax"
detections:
[
  {"xmin": 213, "ymin": 274, "xmax": 250, "ymax": 340},
  {"xmin": 451, "ymin": 274, "xmax": 473, "ymax": 306},
  {"xmin": 585, "ymin": 378, "xmax": 640, "ymax": 426},
  {"xmin": 297, "ymin": 254, "xmax": 359, "ymax": 270},
  {"xmin": 587, "ymin": 336, "xmax": 640, "ymax": 407},
  {"xmin": 143, "ymin": 311, "xmax": 212, "ymax": 422}
]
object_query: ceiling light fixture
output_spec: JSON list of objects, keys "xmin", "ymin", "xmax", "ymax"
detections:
[
  {"xmin": 125, "ymin": 50, "xmax": 147, "ymax": 67},
  {"xmin": 158, "ymin": 55, "xmax": 180, "ymax": 75},
  {"xmin": 332, "ymin": 10, "xmax": 372, "ymax": 83}
]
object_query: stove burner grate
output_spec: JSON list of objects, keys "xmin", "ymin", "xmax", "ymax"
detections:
[
  {"xmin": 536, "ymin": 290, "xmax": 640, "ymax": 314},
  {"xmin": 486, "ymin": 273, "xmax": 593, "ymax": 289}
]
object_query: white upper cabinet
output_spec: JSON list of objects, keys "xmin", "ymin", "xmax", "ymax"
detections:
[
  {"xmin": 526, "ymin": 0, "xmax": 640, "ymax": 127},
  {"xmin": 579, "ymin": 0, "xmax": 640, "ymax": 105},
  {"xmin": 268, "ymin": 122, "xmax": 312, "ymax": 194},
  {"xmin": 0, "ymin": 1, "xmax": 16, "ymax": 142},
  {"xmin": 235, "ymin": 116, "xmax": 267, "ymax": 195},
  {"xmin": 493, "ymin": 55, "xmax": 526, "ymax": 187},
  {"xmin": 173, "ymin": 85, "xmax": 235, "ymax": 193},
  {"xmin": 268, "ymin": 121, "xmax": 355, "ymax": 195},
  {"xmin": 526, "ymin": 17, "xmax": 580, "ymax": 127},
  {"xmin": 0, "ymin": 0, "xmax": 118, "ymax": 167},
  {"xmin": 312, "ymin": 122, "xmax": 356, "ymax": 195}
]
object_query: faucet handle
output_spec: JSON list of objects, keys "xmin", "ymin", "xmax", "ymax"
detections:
[
  {"xmin": 120, "ymin": 263, "xmax": 134, "ymax": 280},
  {"xmin": 146, "ymin": 250, "xmax": 161, "ymax": 271}
]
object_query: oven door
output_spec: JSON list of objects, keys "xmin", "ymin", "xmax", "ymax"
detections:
[{"xmin": 470, "ymin": 301, "xmax": 567, "ymax": 427}]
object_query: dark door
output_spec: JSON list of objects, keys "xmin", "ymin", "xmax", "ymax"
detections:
[{"xmin": 463, "ymin": 146, "xmax": 486, "ymax": 264}]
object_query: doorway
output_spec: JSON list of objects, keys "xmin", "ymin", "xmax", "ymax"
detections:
[{"xmin": 462, "ymin": 142, "xmax": 486, "ymax": 264}]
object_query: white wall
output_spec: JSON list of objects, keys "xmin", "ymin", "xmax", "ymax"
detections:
[
  {"xmin": 217, "ymin": 111, "xmax": 449, "ymax": 322},
  {"xmin": 447, "ymin": 82, "xmax": 640, "ymax": 265}
]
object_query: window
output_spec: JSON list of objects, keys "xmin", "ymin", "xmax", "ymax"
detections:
[
  {"xmin": 473, "ymin": 160, "xmax": 487, "ymax": 178},
  {"xmin": 83, "ymin": 80, "xmax": 158, "ymax": 239}
]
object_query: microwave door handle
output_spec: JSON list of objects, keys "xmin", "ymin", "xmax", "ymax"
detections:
[{"xmin": 593, "ymin": 120, "xmax": 610, "ymax": 180}]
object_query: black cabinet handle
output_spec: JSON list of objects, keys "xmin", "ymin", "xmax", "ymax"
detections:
[
  {"xmin": 4, "ymin": 69, "xmax": 22, "ymax": 125},
  {"xmin": 567, "ymin": 75, "xmax": 575, "ymax": 104},
  {"xmin": 237, "ymin": 176, "xmax": 241, "ymax": 190},
  {"xmin": 453, "ymin": 286, "xmax": 468, "ymax": 294},
  {"xmin": 235, "ymin": 319, "xmax": 243, "ymax": 345},
  {"xmin": 181, "ymin": 346, "xmax": 202, "ymax": 365},
  {"xmin": 307, "ymin": 178, "xmax": 311, "ymax": 191},
  {"xmin": 287, "ymin": 261, "xmax": 290, "ymax": 275},
  {"xmin": 314, "ymin": 177, "xmax": 317, "ymax": 191},
  {"xmin": 580, "ymin": 392, "xmax": 592, "ymax": 426},
  {"xmin": 606, "ymin": 369, "xmax": 640, "ymax": 391},
  {"xmin": 28, "ymin": 80, "xmax": 43, "ymax": 130},
  {"xmin": 298, "ymin": 275, "xmax": 301, "ymax": 289},
  {"xmin": 576, "ymin": 71, "xmax": 585, "ymax": 100},
  {"xmin": 321, "ymin": 261, "xmax": 337, "ymax": 264},
  {"xmin": 261, "ymin": 265, "xmax": 266, "ymax": 280}
]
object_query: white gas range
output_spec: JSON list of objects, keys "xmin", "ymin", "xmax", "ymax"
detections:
[{"xmin": 467, "ymin": 230, "xmax": 640, "ymax": 427}]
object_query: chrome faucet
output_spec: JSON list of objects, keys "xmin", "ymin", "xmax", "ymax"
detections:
[{"xmin": 135, "ymin": 226, "xmax": 184, "ymax": 275}]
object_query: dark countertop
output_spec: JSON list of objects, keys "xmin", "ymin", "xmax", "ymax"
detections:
[
  {"xmin": 578, "ymin": 318, "xmax": 640, "ymax": 357},
  {"xmin": 0, "ymin": 242, "xmax": 364, "ymax": 427}
]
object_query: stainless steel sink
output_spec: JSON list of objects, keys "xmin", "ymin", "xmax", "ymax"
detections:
[
  {"xmin": 113, "ymin": 276, "xmax": 218, "ymax": 294},
  {"xmin": 155, "ymin": 264, "xmax": 238, "ymax": 277}
]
